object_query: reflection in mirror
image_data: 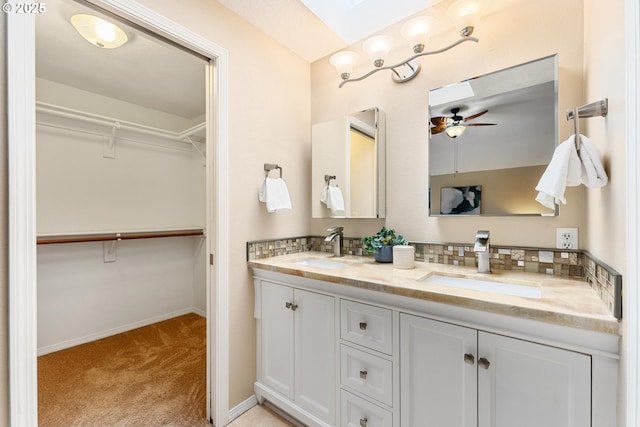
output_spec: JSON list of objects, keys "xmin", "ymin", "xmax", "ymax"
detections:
[
  {"xmin": 312, "ymin": 108, "xmax": 386, "ymax": 218},
  {"xmin": 428, "ymin": 55, "xmax": 558, "ymax": 216}
]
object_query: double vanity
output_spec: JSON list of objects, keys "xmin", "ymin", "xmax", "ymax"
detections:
[{"xmin": 250, "ymin": 252, "xmax": 619, "ymax": 427}]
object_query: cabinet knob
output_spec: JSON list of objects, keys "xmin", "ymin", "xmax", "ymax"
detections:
[
  {"xmin": 359, "ymin": 322, "xmax": 368, "ymax": 330},
  {"xmin": 285, "ymin": 302, "xmax": 298, "ymax": 311},
  {"xmin": 359, "ymin": 417, "xmax": 368, "ymax": 427},
  {"xmin": 464, "ymin": 353, "xmax": 475, "ymax": 365},
  {"xmin": 359, "ymin": 370, "xmax": 368, "ymax": 379},
  {"xmin": 478, "ymin": 357, "xmax": 491, "ymax": 369}
]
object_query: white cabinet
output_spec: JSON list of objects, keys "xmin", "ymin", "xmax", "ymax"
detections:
[
  {"xmin": 256, "ymin": 280, "xmax": 336, "ymax": 426},
  {"xmin": 477, "ymin": 331, "xmax": 590, "ymax": 427},
  {"xmin": 400, "ymin": 313, "xmax": 591, "ymax": 427}
]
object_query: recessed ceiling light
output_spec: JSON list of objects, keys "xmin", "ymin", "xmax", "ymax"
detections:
[{"xmin": 70, "ymin": 14, "xmax": 128, "ymax": 49}]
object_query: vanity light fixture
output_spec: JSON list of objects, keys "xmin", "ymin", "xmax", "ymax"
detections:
[
  {"xmin": 329, "ymin": 0, "xmax": 485, "ymax": 88},
  {"xmin": 70, "ymin": 14, "xmax": 128, "ymax": 49}
]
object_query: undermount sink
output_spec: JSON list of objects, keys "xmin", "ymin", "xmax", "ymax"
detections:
[
  {"xmin": 293, "ymin": 258, "xmax": 345, "ymax": 269},
  {"xmin": 419, "ymin": 274, "xmax": 542, "ymax": 299}
]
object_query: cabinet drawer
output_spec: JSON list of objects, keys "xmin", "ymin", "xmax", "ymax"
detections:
[
  {"xmin": 341, "ymin": 390, "xmax": 392, "ymax": 427},
  {"xmin": 341, "ymin": 345, "xmax": 393, "ymax": 406},
  {"xmin": 341, "ymin": 300, "xmax": 393, "ymax": 355}
]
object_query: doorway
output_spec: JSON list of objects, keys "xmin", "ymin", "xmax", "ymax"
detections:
[{"xmin": 6, "ymin": 0, "xmax": 230, "ymax": 426}]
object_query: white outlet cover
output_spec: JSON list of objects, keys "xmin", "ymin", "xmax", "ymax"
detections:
[{"xmin": 556, "ymin": 227, "xmax": 578, "ymax": 249}]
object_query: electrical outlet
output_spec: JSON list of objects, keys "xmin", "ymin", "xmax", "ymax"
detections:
[{"xmin": 556, "ymin": 227, "xmax": 578, "ymax": 249}]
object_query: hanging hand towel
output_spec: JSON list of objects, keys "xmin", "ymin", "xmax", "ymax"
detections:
[
  {"xmin": 259, "ymin": 177, "xmax": 292, "ymax": 212},
  {"xmin": 535, "ymin": 134, "xmax": 582, "ymax": 209},
  {"xmin": 578, "ymin": 135, "xmax": 608, "ymax": 188},
  {"xmin": 320, "ymin": 185, "xmax": 345, "ymax": 215}
]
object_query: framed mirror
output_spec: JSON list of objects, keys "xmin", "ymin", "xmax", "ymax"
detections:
[
  {"xmin": 312, "ymin": 107, "xmax": 386, "ymax": 218},
  {"xmin": 428, "ymin": 55, "xmax": 558, "ymax": 216}
]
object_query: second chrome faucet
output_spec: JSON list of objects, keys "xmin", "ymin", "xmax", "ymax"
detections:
[{"xmin": 325, "ymin": 226, "xmax": 344, "ymax": 257}]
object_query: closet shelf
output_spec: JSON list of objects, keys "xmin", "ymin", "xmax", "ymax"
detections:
[
  {"xmin": 37, "ymin": 227, "xmax": 204, "ymax": 245},
  {"xmin": 36, "ymin": 102, "xmax": 206, "ymax": 144}
]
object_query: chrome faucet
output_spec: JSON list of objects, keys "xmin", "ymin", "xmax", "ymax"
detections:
[
  {"xmin": 474, "ymin": 230, "xmax": 491, "ymax": 273},
  {"xmin": 325, "ymin": 226, "xmax": 344, "ymax": 257}
]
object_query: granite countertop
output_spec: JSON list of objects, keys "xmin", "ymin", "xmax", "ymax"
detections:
[{"xmin": 248, "ymin": 252, "xmax": 620, "ymax": 335}]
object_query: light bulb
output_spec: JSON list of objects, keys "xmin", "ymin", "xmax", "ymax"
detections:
[
  {"xmin": 329, "ymin": 51, "xmax": 359, "ymax": 80},
  {"xmin": 401, "ymin": 16, "xmax": 436, "ymax": 54},
  {"xmin": 363, "ymin": 35, "xmax": 394, "ymax": 67},
  {"xmin": 447, "ymin": 0, "xmax": 485, "ymax": 37}
]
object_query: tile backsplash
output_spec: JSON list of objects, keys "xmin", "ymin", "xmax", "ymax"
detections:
[{"xmin": 246, "ymin": 236, "xmax": 622, "ymax": 319}]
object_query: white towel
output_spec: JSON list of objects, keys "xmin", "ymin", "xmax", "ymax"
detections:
[
  {"xmin": 259, "ymin": 177, "xmax": 292, "ymax": 212},
  {"xmin": 320, "ymin": 185, "xmax": 345, "ymax": 215},
  {"xmin": 578, "ymin": 135, "xmax": 608, "ymax": 188},
  {"xmin": 535, "ymin": 134, "xmax": 608, "ymax": 209}
]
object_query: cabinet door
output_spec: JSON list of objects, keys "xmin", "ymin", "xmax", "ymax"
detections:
[
  {"xmin": 260, "ymin": 281, "xmax": 295, "ymax": 399},
  {"xmin": 477, "ymin": 332, "xmax": 591, "ymax": 427},
  {"xmin": 400, "ymin": 313, "xmax": 477, "ymax": 427},
  {"xmin": 294, "ymin": 289, "xmax": 336, "ymax": 423}
]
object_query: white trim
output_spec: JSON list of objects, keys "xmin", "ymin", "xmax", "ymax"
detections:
[
  {"xmin": 227, "ymin": 395, "xmax": 258, "ymax": 423},
  {"xmin": 36, "ymin": 308, "xmax": 201, "ymax": 356},
  {"xmin": 7, "ymin": 1, "xmax": 230, "ymax": 426},
  {"xmin": 7, "ymin": 5, "xmax": 38, "ymax": 427},
  {"xmin": 626, "ymin": 0, "xmax": 640, "ymax": 425}
]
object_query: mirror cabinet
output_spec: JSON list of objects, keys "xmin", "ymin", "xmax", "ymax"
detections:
[
  {"xmin": 312, "ymin": 107, "xmax": 386, "ymax": 219},
  {"xmin": 428, "ymin": 55, "xmax": 558, "ymax": 216}
]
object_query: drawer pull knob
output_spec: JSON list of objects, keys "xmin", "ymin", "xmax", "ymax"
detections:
[
  {"xmin": 359, "ymin": 370, "xmax": 368, "ymax": 379},
  {"xmin": 359, "ymin": 322, "xmax": 368, "ymax": 330},
  {"xmin": 463, "ymin": 353, "xmax": 475, "ymax": 365},
  {"xmin": 478, "ymin": 357, "xmax": 491, "ymax": 369},
  {"xmin": 285, "ymin": 302, "xmax": 298, "ymax": 311},
  {"xmin": 360, "ymin": 418, "xmax": 368, "ymax": 427}
]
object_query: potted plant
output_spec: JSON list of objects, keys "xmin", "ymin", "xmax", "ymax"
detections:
[{"xmin": 361, "ymin": 226, "xmax": 408, "ymax": 263}]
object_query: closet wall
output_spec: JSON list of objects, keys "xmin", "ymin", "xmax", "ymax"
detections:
[{"xmin": 35, "ymin": 78, "xmax": 207, "ymax": 355}]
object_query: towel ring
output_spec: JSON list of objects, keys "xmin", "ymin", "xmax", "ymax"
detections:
[
  {"xmin": 324, "ymin": 174, "xmax": 336, "ymax": 185},
  {"xmin": 264, "ymin": 163, "xmax": 283, "ymax": 178},
  {"xmin": 573, "ymin": 108, "xmax": 581, "ymax": 155}
]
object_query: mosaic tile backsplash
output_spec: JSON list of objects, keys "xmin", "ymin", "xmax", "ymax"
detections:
[{"xmin": 246, "ymin": 236, "xmax": 622, "ymax": 319}]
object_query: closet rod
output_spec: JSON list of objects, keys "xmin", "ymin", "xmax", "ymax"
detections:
[
  {"xmin": 36, "ymin": 102, "xmax": 205, "ymax": 144},
  {"xmin": 37, "ymin": 228, "xmax": 204, "ymax": 245}
]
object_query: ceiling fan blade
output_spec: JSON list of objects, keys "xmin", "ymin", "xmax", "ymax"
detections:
[
  {"xmin": 430, "ymin": 126, "xmax": 446, "ymax": 135},
  {"xmin": 462, "ymin": 109, "xmax": 489, "ymax": 122},
  {"xmin": 430, "ymin": 116, "xmax": 448, "ymax": 126},
  {"xmin": 465, "ymin": 123, "xmax": 497, "ymax": 126}
]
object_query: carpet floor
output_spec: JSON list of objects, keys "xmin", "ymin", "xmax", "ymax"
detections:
[{"xmin": 38, "ymin": 313, "xmax": 209, "ymax": 427}]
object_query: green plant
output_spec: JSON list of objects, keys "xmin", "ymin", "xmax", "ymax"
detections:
[{"xmin": 361, "ymin": 226, "xmax": 408, "ymax": 255}]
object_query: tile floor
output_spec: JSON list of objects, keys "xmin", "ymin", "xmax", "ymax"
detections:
[{"xmin": 227, "ymin": 404, "xmax": 297, "ymax": 427}]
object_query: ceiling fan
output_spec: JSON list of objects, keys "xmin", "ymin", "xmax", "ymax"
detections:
[{"xmin": 430, "ymin": 107, "xmax": 496, "ymax": 138}]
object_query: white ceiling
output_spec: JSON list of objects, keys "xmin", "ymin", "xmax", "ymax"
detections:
[
  {"xmin": 35, "ymin": 0, "xmax": 436, "ymax": 124},
  {"xmin": 216, "ymin": 0, "xmax": 441, "ymax": 62}
]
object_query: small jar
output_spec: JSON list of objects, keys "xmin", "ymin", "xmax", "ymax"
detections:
[{"xmin": 393, "ymin": 245, "xmax": 415, "ymax": 269}]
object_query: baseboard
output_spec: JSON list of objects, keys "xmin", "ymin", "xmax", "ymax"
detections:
[
  {"xmin": 37, "ymin": 307, "xmax": 203, "ymax": 356},
  {"xmin": 227, "ymin": 395, "xmax": 257, "ymax": 424}
]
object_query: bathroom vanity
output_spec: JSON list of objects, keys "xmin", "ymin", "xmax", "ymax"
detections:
[{"xmin": 250, "ymin": 252, "xmax": 619, "ymax": 427}]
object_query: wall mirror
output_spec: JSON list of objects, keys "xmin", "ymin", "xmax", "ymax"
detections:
[
  {"xmin": 312, "ymin": 107, "xmax": 386, "ymax": 218},
  {"xmin": 428, "ymin": 55, "xmax": 558, "ymax": 216}
]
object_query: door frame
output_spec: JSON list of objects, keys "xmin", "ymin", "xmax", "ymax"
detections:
[{"xmin": 6, "ymin": 1, "xmax": 230, "ymax": 425}]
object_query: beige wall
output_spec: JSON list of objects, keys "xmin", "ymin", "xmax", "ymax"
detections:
[
  {"xmin": 1, "ymin": 0, "xmax": 628, "ymax": 422},
  {"xmin": 127, "ymin": 0, "xmax": 312, "ymax": 408},
  {"xmin": 1, "ymin": 11, "xmax": 9, "ymax": 427},
  {"xmin": 311, "ymin": 0, "xmax": 592, "ymax": 249}
]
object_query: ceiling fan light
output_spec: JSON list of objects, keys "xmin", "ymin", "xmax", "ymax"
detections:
[
  {"xmin": 445, "ymin": 124, "xmax": 466, "ymax": 138},
  {"xmin": 401, "ymin": 16, "xmax": 436, "ymax": 54},
  {"xmin": 447, "ymin": 0, "xmax": 485, "ymax": 37},
  {"xmin": 363, "ymin": 35, "xmax": 394, "ymax": 67},
  {"xmin": 70, "ymin": 14, "xmax": 128, "ymax": 49},
  {"xmin": 329, "ymin": 51, "xmax": 359, "ymax": 80}
]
